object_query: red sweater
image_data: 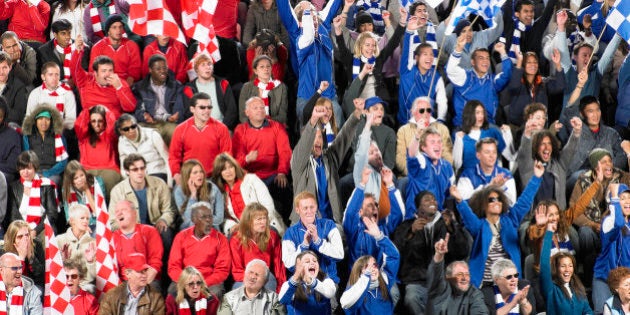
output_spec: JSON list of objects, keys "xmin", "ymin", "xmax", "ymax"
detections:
[
  {"xmin": 232, "ymin": 120, "xmax": 292, "ymax": 180},
  {"xmin": 142, "ymin": 38, "xmax": 188, "ymax": 83},
  {"xmin": 229, "ymin": 229, "xmax": 286, "ymax": 292},
  {"xmin": 0, "ymin": 0, "xmax": 49, "ymax": 43},
  {"xmin": 74, "ymin": 106, "xmax": 119, "ymax": 172},
  {"xmin": 169, "ymin": 117, "xmax": 232, "ymax": 176},
  {"xmin": 70, "ymin": 49, "xmax": 136, "ymax": 118},
  {"xmin": 168, "ymin": 227, "xmax": 231, "ymax": 287},
  {"xmin": 70, "ymin": 289, "xmax": 99, "ymax": 315},
  {"xmin": 90, "ymin": 37, "xmax": 142, "ymax": 83},
  {"xmin": 113, "ymin": 224, "xmax": 164, "ymax": 281}
]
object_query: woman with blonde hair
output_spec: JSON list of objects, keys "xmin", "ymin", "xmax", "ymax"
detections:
[
  {"xmin": 2, "ymin": 220, "xmax": 45, "ymax": 286},
  {"xmin": 165, "ymin": 266, "xmax": 220, "ymax": 315},
  {"xmin": 211, "ymin": 153, "xmax": 285, "ymax": 235},
  {"xmin": 229, "ymin": 203, "xmax": 286, "ymax": 293},
  {"xmin": 174, "ymin": 159, "xmax": 224, "ymax": 231}
]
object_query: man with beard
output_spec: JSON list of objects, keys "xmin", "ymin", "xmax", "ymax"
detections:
[
  {"xmin": 406, "ymin": 127, "xmax": 455, "ymax": 214},
  {"xmin": 427, "ymin": 234, "xmax": 488, "ymax": 315}
]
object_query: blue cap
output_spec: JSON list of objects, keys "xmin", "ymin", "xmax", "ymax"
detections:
[
  {"xmin": 618, "ymin": 184, "xmax": 630, "ymax": 196},
  {"xmin": 364, "ymin": 96, "xmax": 387, "ymax": 110}
]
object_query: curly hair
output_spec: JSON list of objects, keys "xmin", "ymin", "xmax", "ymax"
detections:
[{"xmin": 468, "ymin": 186, "xmax": 510, "ymax": 218}]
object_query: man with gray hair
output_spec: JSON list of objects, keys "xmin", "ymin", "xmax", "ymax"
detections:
[
  {"xmin": 169, "ymin": 201, "xmax": 231, "ymax": 296},
  {"xmin": 218, "ymin": 259, "xmax": 286, "ymax": 315},
  {"xmin": 480, "ymin": 258, "xmax": 535, "ymax": 314},
  {"xmin": 0, "ymin": 252, "xmax": 42, "ymax": 314}
]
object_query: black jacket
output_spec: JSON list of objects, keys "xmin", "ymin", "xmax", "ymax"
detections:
[
  {"xmin": 37, "ymin": 39, "xmax": 91, "ymax": 80},
  {"xmin": 132, "ymin": 74, "xmax": 186, "ymax": 123},
  {"xmin": 3, "ymin": 72, "xmax": 29, "ymax": 125},
  {"xmin": 184, "ymin": 76, "xmax": 239, "ymax": 130},
  {"xmin": 6, "ymin": 178, "xmax": 61, "ymax": 235}
]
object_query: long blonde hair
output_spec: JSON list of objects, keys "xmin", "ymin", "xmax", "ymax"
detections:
[
  {"xmin": 237, "ymin": 203, "xmax": 271, "ymax": 251},
  {"xmin": 353, "ymin": 32, "xmax": 380, "ymax": 58},
  {"xmin": 4, "ymin": 221, "xmax": 34, "ymax": 259},
  {"xmin": 175, "ymin": 266, "xmax": 209, "ymax": 304},
  {"xmin": 348, "ymin": 255, "xmax": 389, "ymax": 300}
]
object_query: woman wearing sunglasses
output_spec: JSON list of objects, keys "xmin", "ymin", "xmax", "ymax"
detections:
[
  {"xmin": 450, "ymin": 160, "xmax": 544, "ymax": 289},
  {"xmin": 481, "ymin": 258, "xmax": 534, "ymax": 315},
  {"xmin": 116, "ymin": 114, "xmax": 171, "ymax": 184},
  {"xmin": 64, "ymin": 258, "xmax": 99, "ymax": 315},
  {"xmin": 166, "ymin": 266, "xmax": 220, "ymax": 315}
]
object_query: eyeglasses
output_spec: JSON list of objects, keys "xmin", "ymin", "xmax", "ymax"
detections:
[
  {"xmin": 120, "ymin": 124, "xmax": 138, "ymax": 132},
  {"xmin": 187, "ymin": 280, "xmax": 203, "ymax": 288},
  {"xmin": 453, "ymin": 272, "xmax": 470, "ymax": 278},
  {"xmin": 3, "ymin": 265, "xmax": 23, "ymax": 271},
  {"xmin": 503, "ymin": 273, "xmax": 519, "ymax": 280},
  {"xmin": 488, "ymin": 197, "xmax": 502, "ymax": 203},
  {"xmin": 128, "ymin": 166, "xmax": 146, "ymax": 172},
  {"xmin": 197, "ymin": 105, "xmax": 212, "ymax": 110},
  {"xmin": 419, "ymin": 108, "xmax": 432, "ymax": 114},
  {"xmin": 66, "ymin": 274, "xmax": 79, "ymax": 280},
  {"xmin": 90, "ymin": 119, "xmax": 104, "ymax": 124}
]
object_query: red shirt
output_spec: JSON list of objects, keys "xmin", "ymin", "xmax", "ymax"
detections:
[
  {"xmin": 70, "ymin": 289, "xmax": 99, "ymax": 315},
  {"xmin": 229, "ymin": 229, "xmax": 286, "ymax": 292},
  {"xmin": 112, "ymin": 224, "xmax": 164, "ymax": 280},
  {"xmin": 0, "ymin": 0, "xmax": 49, "ymax": 43},
  {"xmin": 90, "ymin": 37, "xmax": 142, "ymax": 83},
  {"xmin": 74, "ymin": 106, "xmax": 120, "ymax": 172},
  {"xmin": 142, "ymin": 38, "xmax": 189, "ymax": 83}
]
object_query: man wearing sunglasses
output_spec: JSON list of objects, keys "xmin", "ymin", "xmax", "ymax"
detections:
[{"xmin": 0, "ymin": 253, "xmax": 42, "ymax": 314}]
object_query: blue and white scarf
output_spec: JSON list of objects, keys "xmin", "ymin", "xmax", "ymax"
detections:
[
  {"xmin": 356, "ymin": 0, "xmax": 385, "ymax": 28},
  {"xmin": 352, "ymin": 55, "xmax": 376, "ymax": 79},
  {"xmin": 410, "ymin": 22, "xmax": 438, "ymax": 66},
  {"xmin": 323, "ymin": 122, "xmax": 335, "ymax": 145},
  {"xmin": 503, "ymin": 19, "xmax": 532, "ymax": 64},
  {"xmin": 493, "ymin": 285, "xmax": 520, "ymax": 314}
]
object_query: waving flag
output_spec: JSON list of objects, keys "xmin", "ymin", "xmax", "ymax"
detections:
[
  {"xmin": 445, "ymin": 0, "xmax": 506, "ymax": 34},
  {"xmin": 92, "ymin": 182, "xmax": 119, "ymax": 296},
  {"xmin": 181, "ymin": 0, "xmax": 221, "ymax": 62},
  {"xmin": 44, "ymin": 219, "xmax": 73, "ymax": 315},
  {"xmin": 128, "ymin": 0, "xmax": 187, "ymax": 45},
  {"xmin": 606, "ymin": 0, "xmax": 630, "ymax": 44}
]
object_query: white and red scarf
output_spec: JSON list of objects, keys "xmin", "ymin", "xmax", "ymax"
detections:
[
  {"xmin": 89, "ymin": 0, "xmax": 116, "ymax": 38},
  {"xmin": 178, "ymin": 297, "xmax": 208, "ymax": 315},
  {"xmin": 20, "ymin": 175, "xmax": 54, "ymax": 229},
  {"xmin": 0, "ymin": 280, "xmax": 24, "ymax": 315},
  {"xmin": 42, "ymin": 82, "xmax": 72, "ymax": 114},
  {"xmin": 254, "ymin": 78, "xmax": 281, "ymax": 117},
  {"xmin": 53, "ymin": 39, "xmax": 74, "ymax": 80},
  {"xmin": 54, "ymin": 134, "xmax": 68, "ymax": 162},
  {"xmin": 68, "ymin": 185, "xmax": 103, "ymax": 216}
]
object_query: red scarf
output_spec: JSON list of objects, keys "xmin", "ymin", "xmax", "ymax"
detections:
[
  {"xmin": 42, "ymin": 82, "xmax": 72, "ymax": 113},
  {"xmin": 178, "ymin": 297, "xmax": 208, "ymax": 315},
  {"xmin": 53, "ymin": 39, "xmax": 74, "ymax": 80},
  {"xmin": 68, "ymin": 185, "xmax": 102, "ymax": 216},
  {"xmin": 254, "ymin": 78, "xmax": 281, "ymax": 117},
  {"xmin": 0, "ymin": 278, "xmax": 24, "ymax": 315},
  {"xmin": 20, "ymin": 175, "xmax": 55, "ymax": 229},
  {"xmin": 226, "ymin": 180, "xmax": 246, "ymax": 220},
  {"xmin": 54, "ymin": 133, "xmax": 68, "ymax": 162},
  {"xmin": 89, "ymin": 1, "xmax": 116, "ymax": 38}
]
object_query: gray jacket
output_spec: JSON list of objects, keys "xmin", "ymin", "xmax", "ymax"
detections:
[
  {"xmin": 239, "ymin": 81, "xmax": 288, "ymax": 125},
  {"xmin": 13, "ymin": 276, "xmax": 43, "ymax": 315},
  {"xmin": 290, "ymin": 113, "xmax": 361, "ymax": 224},
  {"xmin": 218, "ymin": 287, "xmax": 286, "ymax": 315},
  {"xmin": 567, "ymin": 123, "xmax": 626, "ymax": 175},
  {"xmin": 427, "ymin": 260, "xmax": 488, "ymax": 315}
]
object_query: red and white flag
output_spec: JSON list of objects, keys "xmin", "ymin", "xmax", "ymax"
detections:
[
  {"xmin": 128, "ymin": 0, "xmax": 187, "ymax": 45},
  {"xmin": 44, "ymin": 218, "xmax": 74, "ymax": 315},
  {"xmin": 92, "ymin": 182, "xmax": 120, "ymax": 297},
  {"xmin": 181, "ymin": 0, "xmax": 221, "ymax": 62}
]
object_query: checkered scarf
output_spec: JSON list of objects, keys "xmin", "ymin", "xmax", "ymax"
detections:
[
  {"xmin": 178, "ymin": 297, "xmax": 208, "ymax": 315},
  {"xmin": 0, "ymin": 280, "xmax": 24, "ymax": 315},
  {"xmin": 53, "ymin": 39, "xmax": 74, "ymax": 81},
  {"xmin": 89, "ymin": 0, "xmax": 117, "ymax": 38},
  {"xmin": 42, "ymin": 82, "xmax": 72, "ymax": 113},
  {"xmin": 254, "ymin": 78, "xmax": 281, "ymax": 116},
  {"xmin": 493, "ymin": 285, "xmax": 519, "ymax": 314},
  {"xmin": 356, "ymin": 0, "xmax": 384, "ymax": 29},
  {"xmin": 504, "ymin": 19, "xmax": 532, "ymax": 64},
  {"xmin": 352, "ymin": 55, "xmax": 376, "ymax": 79},
  {"xmin": 20, "ymin": 175, "xmax": 54, "ymax": 229},
  {"xmin": 411, "ymin": 22, "xmax": 438, "ymax": 66}
]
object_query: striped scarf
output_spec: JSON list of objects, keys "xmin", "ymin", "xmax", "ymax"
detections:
[
  {"xmin": 43, "ymin": 82, "xmax": 72, "ymax": 113},
  {"xmin": 551, "ymin": 234, "xmax": 575, "ymax": 256},
  {"xmin": 20, "ymin": 175, "xmax": 54, "ymax": 229},
  {"xmin": 493, "ymin": 285, "xmax": 520, "ymax": 314},
  {"xmin": 410, "ymin": 23, "xmax": 438, "ymax": 66},
  {"xmin": 89, "ymin": 0, "xmax": 116, "ymax": 38},
  {"xmin": 68, "ymin": 185, "xmax": 101, "ymax": 216},
  {"xmin": 53, "ymin": 39, "xmax": 74, "ymax": 81},
  {"xmin": 178, "ymin": 297, "xmax": 208, "ymax": 315},
  {"xmin": 323, "ymin": 122, "xmax": 335, "ymax": 145},
  {"xmin": 504, "ymin": 19, "xmax": 531, "ymax": 64},
  {"xmin": 0, "ymin": 280, "xmax": 24, "ymax": 315},
  {"xmin": 352, "ymin": 55, "xmax": 376, "ymax": 79},
  {"xmin": 356, "ymin": 0, "xmax": 384, "ymax": 28},
  {"xmin": 54, "ymin": 134, "xmax": 68, "ymax": 162},
  {"xmin": 254, "ymin": 78, "xmax": 281, "ymax": 116}
]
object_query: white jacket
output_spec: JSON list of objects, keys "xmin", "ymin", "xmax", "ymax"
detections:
[{"xmin": 118, "ymin": 126, "xmax": 171, "ymax": 184}]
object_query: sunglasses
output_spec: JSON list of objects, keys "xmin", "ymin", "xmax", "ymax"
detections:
[
  {"xmin": 120, "ymin": 124, "xmax": 138, "ymax": 132},
  {"xmin": 187, "ymin": 280, "xmax": 203, "ymax": 288},
  {"xmin": 503, "ymin": 273, "xmax": 519, "ymax": 280},
  {"xmin": 418, "ymin": 108, "xmax": 432, "ymax": 114},
  {"xmin": 197, "ymin": 105, "xmax": 212, "ymax": 110},
  {"xmin": 66, "ymin": 274, "xmax": 79, "ymax": 280},
  {"xmin": 4, "ymin": 265, "xmax": 22, "ymax": 271},
  {"xmin": 488, "ymin": 197, "xmax": 502, "ymax": 203},
  {"xmin": 128, "ymin": 166, "xmax": 146, "ymax": 172}
]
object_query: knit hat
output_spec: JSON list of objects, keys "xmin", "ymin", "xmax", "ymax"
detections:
[
  {"xmin": 35, "ymin": 111, "xmax": 51, "ymax": 119},
  {"xmin": 104, "ymin": 14, "xmax": 124, "ymax": 35},
  {"xmin": 588, "ymin": 148, "xmax": 612, "ymax": 169},
  {"xmin": 355, "ymin": 11, "xmax": 374, "ymax": 30},
  {"xmin": 364, "ymin": 96, "xmax": 387, "ymax": 110},
  {"xmin": 453, "ymin": 19, "xmax": 471, "ymax": 37}
]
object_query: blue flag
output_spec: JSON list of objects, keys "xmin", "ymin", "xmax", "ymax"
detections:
[{"xmin": 606, "ymin": 0, "xmax": 630, "ymax": 44}]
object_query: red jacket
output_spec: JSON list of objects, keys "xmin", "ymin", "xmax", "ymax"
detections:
[
  {"xmin": 113, "ymin": 224, "xmax": 164, "ymax": 281},
  {"xmin": 212, "ymin": 0, "xmax": 239, "ymax": 39},
  {"xmin": 70, "ymin": 49, "xmax": 136, "ymax": 118},
  {"xmin": 169, "ymin": 117, "xmax": 232, "ymax": 176},
  {"xmin": 90, "ymin": 37, "xmax": 142, "ymax": 83},
  {"xmin": 70, "ymin": 289, "xmax": 99, "ymax": 315},
  {"xmin": 232, "ymin": 119, "xmax": 292, "ymax": 180},
  {"xmin": 74, "ymin": 106, "xmax": 119, "ymax": 172},
  {"xmin": 142, "ymin": 38, "xmax": 188, "ymax": 83},
  {"xmin": 168, "ymin": 227, "xmax": 231, "ymax": 287},
  {"xmin": 229, "ymin": 229, "xmax": 286, "ymax": 292},
  {"xmin": 0, "ymin": 0, "xmax": 49, "ymax": 43}
]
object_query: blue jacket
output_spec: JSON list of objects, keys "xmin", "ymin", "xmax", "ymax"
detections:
[
  {"xmin": 458, "ymin": 175, "xmax": 541, "ymax": 287},
  {"xmin": 277, "ymin": 0, "xmax": 341, "ymax": 100},
  {"xmin": 617, "ymin": 54, "xmax": 630, "ymax": 129},
  {"xmin": 459, "ymin": 164, "xmax": 513, "ymax": 195},
  {"xmin": 279, "ymin": 278, "xmax": 333, "ymax": 315},
  {"xmin": 282, "ymin": 218, "xmax": 343, "ymax": 283},
  {"xmin": 540, "ymin": 231, "xmax": 593, "ymax": 315},
  {"xmin": 594, "ymin": 199, "xmax": 630, "ymax": 281},
  {"xmin": 406, "ymin": 153, "xmax": 454, "ymax": 216},
  {"xmin": 343, "ymin": 186, "xmax": 403, "ymax": 266},
  {"xmin": 459, "ymin": 127, "xmax": 506, "ymax": 172},
  {"xmin": 132, "ymin": 74, "xmax": 186, "ymax": 124}
]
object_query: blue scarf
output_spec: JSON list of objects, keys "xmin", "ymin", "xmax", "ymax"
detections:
[
  {"xmin": 493, "ymin": 285, "xmax": 520, "ymax": 314},
  {"xmin": 352, "ymin": 55, "xmax": 376, "ymax": 79},
  {"xmin": 356, "ymin": 0, "xmax": 384, "ymax": 28},
  {"xmin": 411, "ymin": 23, "xmax": 438, "ymax": 66},
  {"xmin": 502, "ymin": 19, "xmax": 532, "ymax": 64},
  {"xmin": 314, "ymin": 157, "xmax": 331, "ymax": 219}
]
